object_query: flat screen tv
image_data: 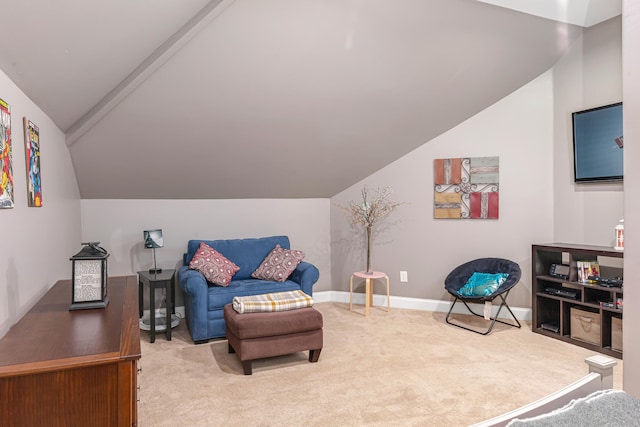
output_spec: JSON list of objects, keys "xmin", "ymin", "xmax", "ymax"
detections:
[{"xmin": 572, "ymin": 102, "xmax": 623, "ymax": 183}]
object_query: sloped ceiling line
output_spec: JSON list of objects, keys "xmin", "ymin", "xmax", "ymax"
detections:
[
  {"xmin": 65, "ymin": 0, "xmax": 237, "ymax": 146},
  {"xmin": 476, "ymin": 0, "xmax": 621, "ymax": 27},
  {"xmin": 1, "ymin": 1, "xmax": 620, "ymax": 200},
  {"xmin": 66, "ymin": 0, "xmax": 588, "ymax": 199}
]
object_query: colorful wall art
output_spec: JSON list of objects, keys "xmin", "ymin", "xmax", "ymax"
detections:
[
  {"xmin": 434, "ymin": 156, "xmax": 499, "ymax": 219},
  {"xmin": 0, "ymin": 97, "xmax": 13, "ymax": 209},
  {"xmin": 23, "ymin": 118, "xmax": 42, "ymax": 207}
]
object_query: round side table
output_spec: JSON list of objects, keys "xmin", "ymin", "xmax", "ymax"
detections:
[{"xmin": 349, "ymin": 271, "xmax": 390, "ymax": 316}]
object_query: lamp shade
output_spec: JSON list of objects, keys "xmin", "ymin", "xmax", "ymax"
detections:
[{"xmin": 144, "ymin": 229, "xmax": 164, "ymax": 249}]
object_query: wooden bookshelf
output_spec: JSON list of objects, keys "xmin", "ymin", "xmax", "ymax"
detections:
[{"xmin": 532, "ymin": 243, "xmax": 623, "ymax": 358}]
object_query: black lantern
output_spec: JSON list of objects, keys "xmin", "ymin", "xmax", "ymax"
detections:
[{"xmin": 70, "ymin": 242, "xmax": 110, "ymax": 311}]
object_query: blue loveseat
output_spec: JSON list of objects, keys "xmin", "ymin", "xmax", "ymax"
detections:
[{"xmin": 177, "ymin": 235, "xmax": 320, "ymax": 343}]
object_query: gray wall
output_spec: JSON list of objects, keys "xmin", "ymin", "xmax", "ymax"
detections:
[
  {"xmin": 80, "ymin": 198, "xmax": 331, "ymax": 308},
  {"xmin": 622, "ymin": 0, "xmax": 639, "ymax": 398},
  {"xmin": 330, "ymin": 14, "xmax": 636, "ymax": 394},
  {"xmin": 329, "ymin": 17, "xmax": 623, "ymax": 312},
  {"xmin": 331, "ymin": 70, "xmax": 556, "ymax": 310},
  {"xmin": 0, "ymin": 69, "xmax": 82, "ymax": 337},
  {"xmin": 1, "ymin": 7, "xmax": 637, "ymax": 398},
  {"xmin": 553, "ymin": 17, "xmax": 623, "ymax": 245}
]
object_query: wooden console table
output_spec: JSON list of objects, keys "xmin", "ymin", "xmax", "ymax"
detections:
[{"xmin": 0, "ymin": 275, "xmax": 141, "ymax": 427}]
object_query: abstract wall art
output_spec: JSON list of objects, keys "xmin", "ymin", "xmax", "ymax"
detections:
[
  {"xmin": 0, "ymin": 97, "xmax": 13, "ymax": 209},
  {"xmin": 434, "ymin": 156, "xmax": 499, "ymax": 219}
]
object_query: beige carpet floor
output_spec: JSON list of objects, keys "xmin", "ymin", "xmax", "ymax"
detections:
[{"xmin": 138, "ymin": 302, "xmax": 622, "ymax": 427}]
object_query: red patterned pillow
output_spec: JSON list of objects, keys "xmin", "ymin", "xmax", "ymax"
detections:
[
  {"xmin": 251, "ymin": 244, "xmax": 305, "ymax": 282},
  {"xmin": 188, "ymin": 242, "xmax": 240, "ymax": 287}
]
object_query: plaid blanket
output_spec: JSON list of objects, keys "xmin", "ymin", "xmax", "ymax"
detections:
[{"xmin": 232, "ymin": 290, "xmax": 313, "ymax": 314}]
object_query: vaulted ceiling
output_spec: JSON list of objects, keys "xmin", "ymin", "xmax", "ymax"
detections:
[{"xmin": 0, "ymin": 1, "xmax": 620, "ymax": 199}]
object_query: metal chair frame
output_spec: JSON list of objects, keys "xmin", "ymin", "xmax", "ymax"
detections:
[
  {"xmin": 445, "ymin": 289, "xmax": 521, "ymax": 335},
  {"xmin": 444, "ymin": 257, "xmax": 522, "ymax": 335}
]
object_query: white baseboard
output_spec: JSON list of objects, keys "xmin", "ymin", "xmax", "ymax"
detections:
[
  {"xmin": 312, "ymin": 290, "xmax": 532, "ymax": 321},
  {"xmin": 167, "ymin": 291, "xmax": 531, "ymax": 322}
]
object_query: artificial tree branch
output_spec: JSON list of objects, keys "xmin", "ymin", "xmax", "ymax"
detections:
[{"xmin": 338, "ymin": 185, "xmax": 402, "ymax": 273}]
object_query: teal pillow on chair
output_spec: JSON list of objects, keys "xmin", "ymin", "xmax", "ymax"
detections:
[{"xmin": 457, "ymin": 272, "xmax": 509, "ymax": 297}]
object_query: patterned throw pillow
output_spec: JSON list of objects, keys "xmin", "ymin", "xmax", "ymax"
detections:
[
  {"xmin": 188, "ymin": 242, "xmax": 240, "ymax": 287},
  {"xmin": 251, "ymin": 244, "xmax": 305, "ymax": 282}
]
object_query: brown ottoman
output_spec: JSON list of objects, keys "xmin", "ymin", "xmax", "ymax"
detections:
[{"xmin": 224, "ymin": 304, "xmax": 323, "ymax": 375}]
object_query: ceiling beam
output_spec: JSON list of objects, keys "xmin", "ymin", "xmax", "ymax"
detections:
[
  {"xmin": 476, "ymin": 0, "xmax": 621, "ymax": 28},
  {"xmin": 65, "ymin": 0, "xmax": 236, "ymax": 146}
]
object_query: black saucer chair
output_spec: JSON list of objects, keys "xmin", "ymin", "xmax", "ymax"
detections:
[{"xmin": 444, "ymin": 257, "xmax": 522, "ymax": 335}]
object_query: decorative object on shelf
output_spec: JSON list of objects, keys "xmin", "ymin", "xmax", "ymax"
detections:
[
  {"xmin": 614, "ymin": 219, "xmax": 624, "ymax": 251},
  {"xmin": 144, "ymin": 229, "xmax": 164, "ymax": 274},
  {"xmin": 339, "ymin": 185, "xmax": 401, "ymax": 274},
  {"xmin": 577, "ymin": 260, "xmax": 599, "ymax": 283},
  {"xmin": 23, "ymin": 117, "xmax": 42, "ymax": 207},
  {"xmin": 70, "ymin": 242, "xmax": 109, "ymax": 310},
  {"xmin": 0, "ymin": 97, "xmax": 13, "ymax": 209},
  {"xmin": 434, "ymin": 156, "xmax": 499, "ymax": 219}
]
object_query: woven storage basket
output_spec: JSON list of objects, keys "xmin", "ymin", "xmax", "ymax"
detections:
[{"xmin": 570, "ymin": 307, "xmax": 600, "ymax": 346}]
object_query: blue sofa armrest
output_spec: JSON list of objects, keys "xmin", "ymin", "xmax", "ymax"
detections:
[
  {"xmin": 177, "ymin": 265, "xmax": 209, "ymax": 341},
  {"xmin": 178, "ymin": 265, "xmax": 206, "ymax": 293},
  {"xmin": 289, "ymin": 261, "xmax": 320, "ymax": 296}
]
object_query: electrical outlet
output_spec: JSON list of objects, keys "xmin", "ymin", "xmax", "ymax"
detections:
[{"xmin": 400, "ymin": 271, "xmax": 408, "ymax": 282}]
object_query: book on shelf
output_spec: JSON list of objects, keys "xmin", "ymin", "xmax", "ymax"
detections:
[{"xmin": 577, "ymin": 260, "xmax": 599, "ymax": 283}]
